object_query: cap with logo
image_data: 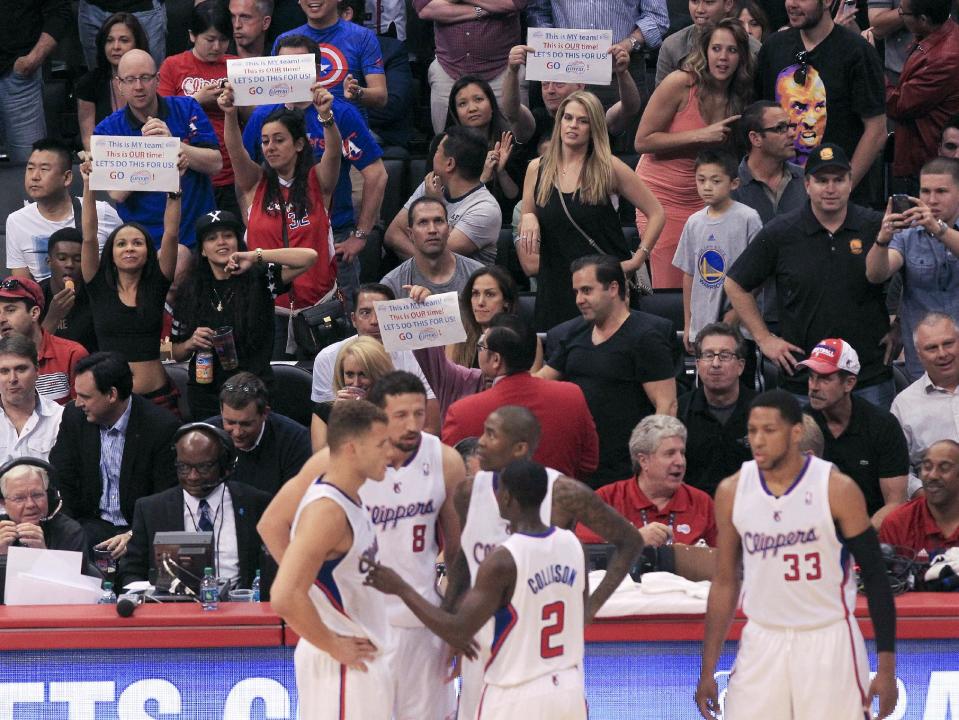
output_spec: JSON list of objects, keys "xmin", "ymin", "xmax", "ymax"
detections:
[
  {"xmin": 195, "ymin": 210, "xmax": 244, "ymax": 245},
  {"xmin": 804, "ymin": 143, "xmax": 851, "ymax": 176},
  {"xmin": 0, "ymin": 276, "xmax": 45, "ymax": 311},
  {"xmin": 797, "ymin": 338, "xmax": 860, "ymax": 376}
]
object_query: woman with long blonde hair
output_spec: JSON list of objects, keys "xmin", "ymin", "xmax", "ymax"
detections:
[
  {"xmin": 517, "ymin": 90, "xmax": 665, "ymax": 331},
  {"xmin": 634, "ymin": 17, "xmax": 755, "ymax": 289}
]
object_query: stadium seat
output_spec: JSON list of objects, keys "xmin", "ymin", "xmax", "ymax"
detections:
[
  {"xmin": 164, "ymin": 362, "xmax": 193, "ymax": 423},
  {"xmin": 270, "ymin": 362, "xmax": 314, "ymax": 428},
  {"xmin": 636, "ymin": 289, "xmax": 684, "ymax": 331},
  {"xmin": 408, "ymin": 156, "xmax": 428, "ymax": 198},
  {"xmin": 517, "ymin": 291, "xmax": 535, "ymax": 329},
  {"xmin": 615, "ymin": 153, "xmax": 640, "ymax": 225},
  {"xmin": 381, "ymin": 157, "xmax": 407, "ymax": 227}
]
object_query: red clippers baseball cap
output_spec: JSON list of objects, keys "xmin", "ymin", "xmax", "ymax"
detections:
[
  {"xmin": 797, "ymin": 338, "xmax": 861, "ymax": 376},
  {"xmin": 0, "ymin": 276, "xmax": 45, "ymax": 311}
]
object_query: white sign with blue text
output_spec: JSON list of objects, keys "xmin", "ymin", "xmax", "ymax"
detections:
[{"xmin": 526, "ymin": 28, "xmax": 613, "ymax": 85}]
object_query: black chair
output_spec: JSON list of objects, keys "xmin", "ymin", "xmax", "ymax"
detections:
[
  {"xmin": 892, "ymin": 362, "xmax": 910, "ymax": 394},
  {"xmin": 407, "ymin": 156, "xmax": 428, "ymax": 198},
  {"xmin": 517, "ymin": 291, "xmax": 536, "ymax": 329},
  {"xmin": 270, "ymin": 362, "xmax": 314, "ymax": 428},
  {"xmin": 381, "ymin": 157, "xmax": 407, "ymax": 228},
  {"xmin": 636, "ymin": 289, "xmax": 684, "ymax": 331},
  {"xmin": 615, "ymin": 153, "xmax": 640, "ymax": 225},
  {"xmin": 164, "ymin": 362, "xmax": 193, "ymax": 423}
]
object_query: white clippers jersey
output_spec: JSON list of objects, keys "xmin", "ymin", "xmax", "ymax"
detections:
[
  {"xmin": 733, "ymin": 456, "xmax": 857, "ymax": 629},
  {"xmin": 461, "ymin": 468, "xmax": 558, "ymax": 585},
  {"xmin": 359, "ymin": 433, "xmax": 446, "ymax": 628},
  {"xmin": 485, "ymin": 527, "xmax": 586, "ymax": 688},
  {"xmin": 291, "ymin": 478, "xmax": 392, "ymax": 651}
]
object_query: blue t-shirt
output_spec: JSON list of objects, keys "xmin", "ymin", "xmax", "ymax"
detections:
[
  {"xmin": 242, "ymin": 98, "xmax": 383, "ymax": 231},
  {"xmin": 271, "ymin": 20, "xmax": 384, "ymax": 100},
  {"xmin": 94, "ymin": 96, "xmax": 218, "ymax": 248}
]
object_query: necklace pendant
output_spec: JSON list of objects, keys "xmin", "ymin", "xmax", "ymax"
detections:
[{"xmin": 216, "ymin": 301, "xmax": 223, "ymax": 312}]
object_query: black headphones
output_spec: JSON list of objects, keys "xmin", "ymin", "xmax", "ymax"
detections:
[
  {"xmin": 0, "ymin": 456, "xmax": 63, "ymax": 521},
  {"xmin": 172, "ymin": 422, "xmax": 237, "ymax": 476}
]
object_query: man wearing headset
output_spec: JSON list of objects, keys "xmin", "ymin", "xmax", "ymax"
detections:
[{"xmin": 118, "ymin": 423, "xmax": 274, "ymax": 597}]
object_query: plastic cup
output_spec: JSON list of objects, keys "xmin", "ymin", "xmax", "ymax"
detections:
[
  {"xmin": 229, "ymin": 588, "xmax": 255, "ymax": 603},
  {"xmin": 94, "ymin": 547, "xmax": 116, "ymax": 577},
  {"xmin": 212, "ymin": 326, "xmax": 239, "ymax": 370}
]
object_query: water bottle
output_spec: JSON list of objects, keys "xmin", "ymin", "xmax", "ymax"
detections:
[
  {"xmin": 97, "ymin": 581, "xmax": 117, "ymax": 605},
  {"xmin": 200, "ymin": 566, "xmax": 219, "ymax": 611},
  {"xmin": 251, "ymin": 569, "xmax": 261, "ymax": 603}
]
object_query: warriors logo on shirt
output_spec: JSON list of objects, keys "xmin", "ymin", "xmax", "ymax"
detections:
[
  {"xmin": 317, "ymin": 44, "xmax": 349, "ymax": 87},
  {"xmin": 697, "ymin": 245, "xmax": 727, "ymax": 288}
]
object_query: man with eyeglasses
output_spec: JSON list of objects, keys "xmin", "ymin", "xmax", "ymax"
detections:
[
  {"xmin": 678, "ymin": 323, "xmax": 755, "ymax": 498},
  {"xmin": 119, "ymin": 422, "xmax": 274, "ymax": 597},
  {"xmin": 205, "ymin": 372, "xmax": 310, "ymax": 495},
  {"xmin": 93, "ymin": 48, "xmax": 222, "ymax": 250},
  {"xmin": 885, "ymin": 0, "xmax": 959, "ymax": 194},
  {"xmin": 867, "ymin": 157, "xmax": 959, "ymax": 381}
]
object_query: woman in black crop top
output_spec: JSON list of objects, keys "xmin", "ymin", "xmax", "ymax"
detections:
[{"xmin": 80, "ymin": 160, "xmax": 180, "ymax": 410}]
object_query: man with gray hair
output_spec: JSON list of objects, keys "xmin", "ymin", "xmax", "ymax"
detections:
[
  {"xmin": 229, "ymin": 0, "xmax": 273, "ymax": 58},
  {"xmin": 0, "ymin": 334, "xmax": 63, "ymax": 466},
  {"xmin": 575, "ymin": 415, "xmax": 717, "ymax": 548}
]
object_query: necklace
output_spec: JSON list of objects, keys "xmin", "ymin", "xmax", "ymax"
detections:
[{"xmin": 212, "ymin": 287, "xmax": 233, "ymax": 313}]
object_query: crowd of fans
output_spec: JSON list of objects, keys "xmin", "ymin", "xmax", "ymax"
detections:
[{"xmin": 2, "ymin": 0, "xmax": 959, "ymax": 599}]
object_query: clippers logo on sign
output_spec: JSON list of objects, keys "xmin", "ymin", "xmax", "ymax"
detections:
[{"xmin": 317, "ymin": 44, "xmax": 348, "ymax": 88}]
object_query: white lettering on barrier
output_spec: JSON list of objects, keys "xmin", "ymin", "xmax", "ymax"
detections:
[
  {"xmin": 0, "ymin": 682, "xmax": 43, "ymax": 716},
  {"xmin": 49, "ymin": 682, "xmax": 115, "ymax": 720},
  {"xmin": 223, "ymin": 678, "xmax": 291, "ymax": 719},
  {"xmin": 117, "ymin": 679, "xmax": 181, "ymax": 720},
  {"xmin": 924, "ymin": 672, "xmax": 959, "ymax": 720}
]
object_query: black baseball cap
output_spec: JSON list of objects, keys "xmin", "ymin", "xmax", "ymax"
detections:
[
  {"xmin": 804, "ymin": 143, "xmax": 851, "ymax": 176},
  {"xmin": 195, "ymin": 210, "xmax": 244, "ymax": 244}
]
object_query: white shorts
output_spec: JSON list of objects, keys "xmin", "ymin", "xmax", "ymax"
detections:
[
  {"xmin": 294, "ymin": 639, "xmax": 395, "ymax": 720},
  {"xmin": 724, "ymin": 619, "xmax": 870, "ymax": 720},
  {"xmin": 457, "ymin": 622, "xmax": 493, "ymax": 720},
  {"xmin": 391, "ymin": 625, "xmax": 456, "ymax": 720},
  {"xmin": 477, "ymin": 666, "xmax": 587, "ymax": 720}
]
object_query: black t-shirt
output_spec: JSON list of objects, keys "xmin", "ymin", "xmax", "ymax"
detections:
[
  {"xmin": 756, "ymin": 24, "xmax": 885, "ymax": 163},
  {"xmin": 39, "ymin": 278, "xmax": 98, "ymax": 353},
  {"xmin": 75, "ymin": 69, "xmax": 114, "ymax": 127},
  {"xmin": 548, "ymin": 311, "xmax": 677, "ymax": 486},
  {"xmin": 87, "ymin": 266, "xmax": 171, "ymax": 363},
  {"xmin": 808, "ymin": 396, "xmax": 910, "ymax": 516},
  {"xmin": 726, "ymin": 202, "xmax": 891, "ymax": 393}
]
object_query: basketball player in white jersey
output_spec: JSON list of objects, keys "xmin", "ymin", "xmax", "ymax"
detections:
[
  {"xmin": 446, "ymin": 406, "xmax": 643, "ymax": 720},
  {"xmin": 696, "ymin": 390, "xmax": 898, "ymax": 720},
  {"xmin": 361, "ymin": 371, "xmax": 465, "ymax": 720},
  {"xmin": 269, "ymin": 401, "xmax": 395, "ymax": 720},
  {"xmin": 367, "ymin": 458, "xmax": 588, "ymax": 720}
]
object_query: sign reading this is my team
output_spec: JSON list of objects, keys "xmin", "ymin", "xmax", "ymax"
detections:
[
  {"xmin": 227, "ymin": 54, "xmax": 316, "ymax": 106},
  {"xmin": 89, "ymin": 135, "xmax": 180, "ymax": 192},
  {"xmin": 526, "ymin": 28, "xmax": 613, "ymax": 85},
  {"xmin": 376, "ymin": 293, "xmax": 467, "ymax": 354}
]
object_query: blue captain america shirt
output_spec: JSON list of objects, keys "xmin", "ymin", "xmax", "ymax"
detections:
[
  {"xmin": 242, "ymin": 97, "xmax": 383, "ymax": 231},
  {"xmin": 94, "ymin": 95, "xmax": 218, "ymax": 248}
]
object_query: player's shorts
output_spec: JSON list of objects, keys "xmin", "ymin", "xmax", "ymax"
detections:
[
  {"xmin": 476, "ymin": 666, "xmax": 587, "ymax": 720},
  {"xmin": 391, "ymin": 625, "xmax": 456, "ymax": 720},
  {"xmin": 294, "ymin": 638, "xmax": 395, "ymax": 720},
  {"xmin": 723, "ymin": 618, "xmax": 870, "ymax": 720},
  {"xmin": 457, "ymin": 622, "xmax": 493, "ymax": 720}
]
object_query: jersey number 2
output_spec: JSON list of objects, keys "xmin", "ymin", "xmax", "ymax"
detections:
[
  {"xmin": 783, "ymin": 552, "xmax": 822, "ymax": 582},
  {"xmin": 540, "ymin": 601, "xmax": 565, "ymax": 659}
]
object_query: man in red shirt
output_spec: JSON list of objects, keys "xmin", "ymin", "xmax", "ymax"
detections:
[
  {"xmin": 879, "ymin": 439, "xmax": 959, "ymax": 555},
  {"xmin": 576, "ymin": 414, "xmax": 717, "ymax": 548}
]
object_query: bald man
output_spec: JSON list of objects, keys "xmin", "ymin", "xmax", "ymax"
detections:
[{"xmin": 93, "ymin": 49, "xmax": 222, "ymax": 250}]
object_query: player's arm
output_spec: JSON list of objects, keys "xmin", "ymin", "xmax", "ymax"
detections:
[
  {"xmin": 552, "ymin": 476, "xmax": 644, "ymax": 621},
  {"xmin": 439, "ymin": 444, "xmax": 466, "ymax": 562},
  {"xmin": 257, "ymin": 449, "xmax": 330, "ymax": 562},
  {"xmin": 696, "ymin": 474, "xmax": 743, "ymax": 720},
  {"xmin": 829, "ymin": 469, "xmax": 898, "ymax": 719},
  {"xmin": 270, "ymin": 499, "xmax": 377, "ymax": 670},
  {"xmin": 441, "ymin": 477, "xmax": 473, "ymax": 611},
  {"xmin": 367, "ymin": 546, "xmax": 515, "ymax": 654}
]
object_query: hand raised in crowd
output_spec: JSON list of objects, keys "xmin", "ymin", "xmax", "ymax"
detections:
[
  {"xmin": 46, "ymin": 285, "xmax": 77, "ymax": 327},
  {"xmin": 403, "ymin": 284, "xmax": 433, "ymax": 304},
  {"xmin": 481, "ymin": 132, "xmax": 514, "ymax": 182},
  {"xmin": 639, "ymin": 521, "xmax": 673, "ymax": 548},
  {"xmin": 507, "ymin": 44, "xmax": 534, "ymax": 70},
  {"xmin": 758, "ymin": 334, "xmax": 804, "ymax": 375},
  {"xmin": 517, "ymin": 213, "xmax": 541, "ymax": 255},
  {"xmin": 423, "ymin": 171, "xmax": 444, "ymax": 201},
  {"xmin": 187, "ymin": 326, "xmax": 216, "ymax": 352},
  {"xmin": 609, "ymin": 43, "xmax": 630, "ymax": 74},
  {"xmin": 833, "ymin": 0, "xmax": 859, "ymax": 29},
  {"xmin": 217, "ymin": 81, "xmax": 237, "ymax": 114},
  {"xmin": 343, "ymin": 74, "xmax": 363, "ymax": 101},
  {"xmin": 335, "ymin": 386, "xmax": 368, "ymax": 401},
  {"xmin": 141, "ymin": 116, "xmax": 172, "ymax": 137},
  {"xmin": 311, "ymin": 83, "xmax": 334, "ymax": 116},
  {"xmin": 696, "ymin": 115, "xmax": 741, "ymax": 146},
  {"xmin": 192, "ymin": 81, "xmax": 223, "ymax": 107},
  {"xmin": 876, "ymin": 197, "xmax": 913, "ymax": 245},
  {"xmin": 96, "ymin": 531, "xmax": 132, "ymax": 560},
  {"xmin": 78, "ymin": 155, "xmax": 93, "ymax": 182},
  {"xmin": 901, "ymin": 196, "xmax": 943, "ymax": 237},
  {"xmin": 225, "ymin": 251, "xmax": 257, "ymax": 276}
]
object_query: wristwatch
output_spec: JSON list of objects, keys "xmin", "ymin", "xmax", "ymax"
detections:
[
  {"xmin": 352, "ymin": 228, "xmax": 369, "ymax": 240},
  {"xmin": 474, "ymin": 5, "xmax": 487, "ymax": 18},
  {"xmin": 319, "ymin": 112, "xmax": 335, "ymax": 127},
  {"xmin": 629, "ymin": 36, "xmax": 644, "ymax": 53},
  {"xmin": 936, "ymin": 218, "xmax": 950, "ymax": 238},
  {"xmin": 167, "ymin": 190, "xmax": 183, "ymax": 199}
]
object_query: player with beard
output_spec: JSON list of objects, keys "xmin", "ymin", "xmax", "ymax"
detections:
[{"xmin": 695, "ymin": 390, "xmax": 897, "ymax": 719}]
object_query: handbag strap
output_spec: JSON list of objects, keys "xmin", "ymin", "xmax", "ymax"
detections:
[{"xmin": 556, "ymin": 187, "xmax": 605, "ymax": 255}]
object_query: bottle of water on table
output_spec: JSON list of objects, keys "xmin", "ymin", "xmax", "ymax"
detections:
[
  {"xmin": 200, "ymin": 566, "xmax": 218, "ymax": 611},
  {"xmin": 98, "ymin": 581, "xmax": 117, "ymax": 605},
  {"xmin": 251, "ymin": 569, "xmax": 261, "ymax": 602}
]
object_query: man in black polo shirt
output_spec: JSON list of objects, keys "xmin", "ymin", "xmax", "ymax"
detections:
[
  {"xmin": 725, "ymin": 143, "xmax": 897, "ymax": 409},
  {"xmin": 799, "ymin": 337, "xmax": 909, "ymax": 527},
  {"xmin": 679, "ymin": 322, "xmax": 755, "ymax": 498}
]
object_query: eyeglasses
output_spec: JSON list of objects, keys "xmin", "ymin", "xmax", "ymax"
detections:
[
  {"xmin": 116, "ymin": 73, "xmax": 158, "ymax": 86},
  {"xmin": 697, "ymin": 351, "xmax": 741, "ymax": 363},
  {"xmin": 174, "ymin": 460, "xmax": 219, "ymax": 476},
  {"xmin": 760, "ymin": 122, "xmax": 798, "ymax": 135},
  {"xmin": 222, "ymin": 382, "xmax": 259, "ymax": 394},
  {"xmin": 476, "ymin": 342, "xmax": 489, "ymax": 352},
  {"xmin": 793, "ymin": 50, "xmax": 809, "ymax": 86},
  {"xmin": 4, "ymin": 492, "xmax": 45, "ymax": 505}
]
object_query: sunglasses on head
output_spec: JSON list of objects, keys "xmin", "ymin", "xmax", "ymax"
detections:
[{"xmin": 793, "ymin": 50, "xmax": 809, "ymax": 86}]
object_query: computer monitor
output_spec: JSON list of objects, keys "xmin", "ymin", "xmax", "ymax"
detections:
[{"xmin": 153, "ymin": 531, "xmax": 213, "ymax": 595}]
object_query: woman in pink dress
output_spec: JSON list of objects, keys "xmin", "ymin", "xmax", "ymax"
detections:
[{"xmin": 635, "ymin": 18, "xmax": 755, "ymax": 288}]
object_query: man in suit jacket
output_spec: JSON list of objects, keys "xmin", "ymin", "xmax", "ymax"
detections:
[
  {"xmin": 119, "ymin": 423, "xmax": 275, "ymax": 597},
  {"xmin": 442, "ymin": 314, "xmax": 599, "ymax": 481},
  {"xmin": 49, "ymin": 352, "xmax": 179, "ymax": 555}
]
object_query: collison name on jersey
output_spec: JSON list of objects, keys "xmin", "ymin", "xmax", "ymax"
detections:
[
  {"xmin": 527, "ymin": 563, "xmax": 578, "ymax": 595},
  {"xmin": 743, "ymin": 527, "xmax": 820, "ymax": 559},
  {"xmin": 368, "ymin": 499, "xmax": 436, "ymax": 531}
]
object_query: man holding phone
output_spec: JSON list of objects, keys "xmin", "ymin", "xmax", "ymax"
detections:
[{"xmin": 866, "ymin": 157, "xmax": 959, "ymax": 381}]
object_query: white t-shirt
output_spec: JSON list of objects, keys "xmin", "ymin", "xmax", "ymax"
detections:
[
  {"xmin": 5, "ymin": 198, "xmax": 118, "ymax": 280},
  {"xmin": 405, "ymin": 182, "xmax": 501, "ymax": 265},
  {"xmin": 310, "ymin": 336, "xmax": 436, "ymax": 402}
]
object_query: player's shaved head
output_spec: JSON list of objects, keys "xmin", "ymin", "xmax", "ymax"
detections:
[{"xmin": 490, "ymin": 406, "xmax": 540, "ymax": 455}]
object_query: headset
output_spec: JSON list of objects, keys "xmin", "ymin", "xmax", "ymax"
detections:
[
  {"xmin": 0, "ymin": 456, "xmax": 63, "ymax": 523},
  {"xmin": 172, "ymin": 422, "xmax": 237, "ymax": 478}
]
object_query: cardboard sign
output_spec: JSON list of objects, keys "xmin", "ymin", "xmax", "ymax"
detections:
[
  {"xmin": 90, "ymin": 135, "xmax": 180, "ymax": 193},
  {"xmin": 375, "ymin": 293, "xmax": 467, "ymax": 354},
  {"xmin": 526, "ymin": 28, "xmax": 613, "ymax": 85},
  {"xmin": 227, "ymin": 54, "xmax": 316, "ymax": 106}
]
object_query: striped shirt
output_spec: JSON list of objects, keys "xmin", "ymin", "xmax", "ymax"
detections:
[
  {"xmin": 526, "ymin": 0, "xmax": 670, "ymax": 49},
  {"xmin": 37, "ymin": 329, "xmax": 88, "ymax": 405},
  {"xmin": 99, "ymin": 398, "xmax": 133, "ymax": 527}
]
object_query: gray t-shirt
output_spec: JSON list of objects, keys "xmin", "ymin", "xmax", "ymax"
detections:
[
  {"xmin": 405, "ymin": 182, "xmax": 501, "ymax": 264},
  {"xmin": 865, "ymin": 0, "xmax": 913, "ymax": 75},
  {"xmin": 381, "ymin": 253, "xmax": 485, "ymax": 298},
  {"xmin": 672, "ymin": 201, "xmax": 762, "ymax": 340}
]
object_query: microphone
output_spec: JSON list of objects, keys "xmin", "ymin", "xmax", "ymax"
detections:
[{"xmin": 116, "ymin": 592, "xmax": 144, "ymax": 617}]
